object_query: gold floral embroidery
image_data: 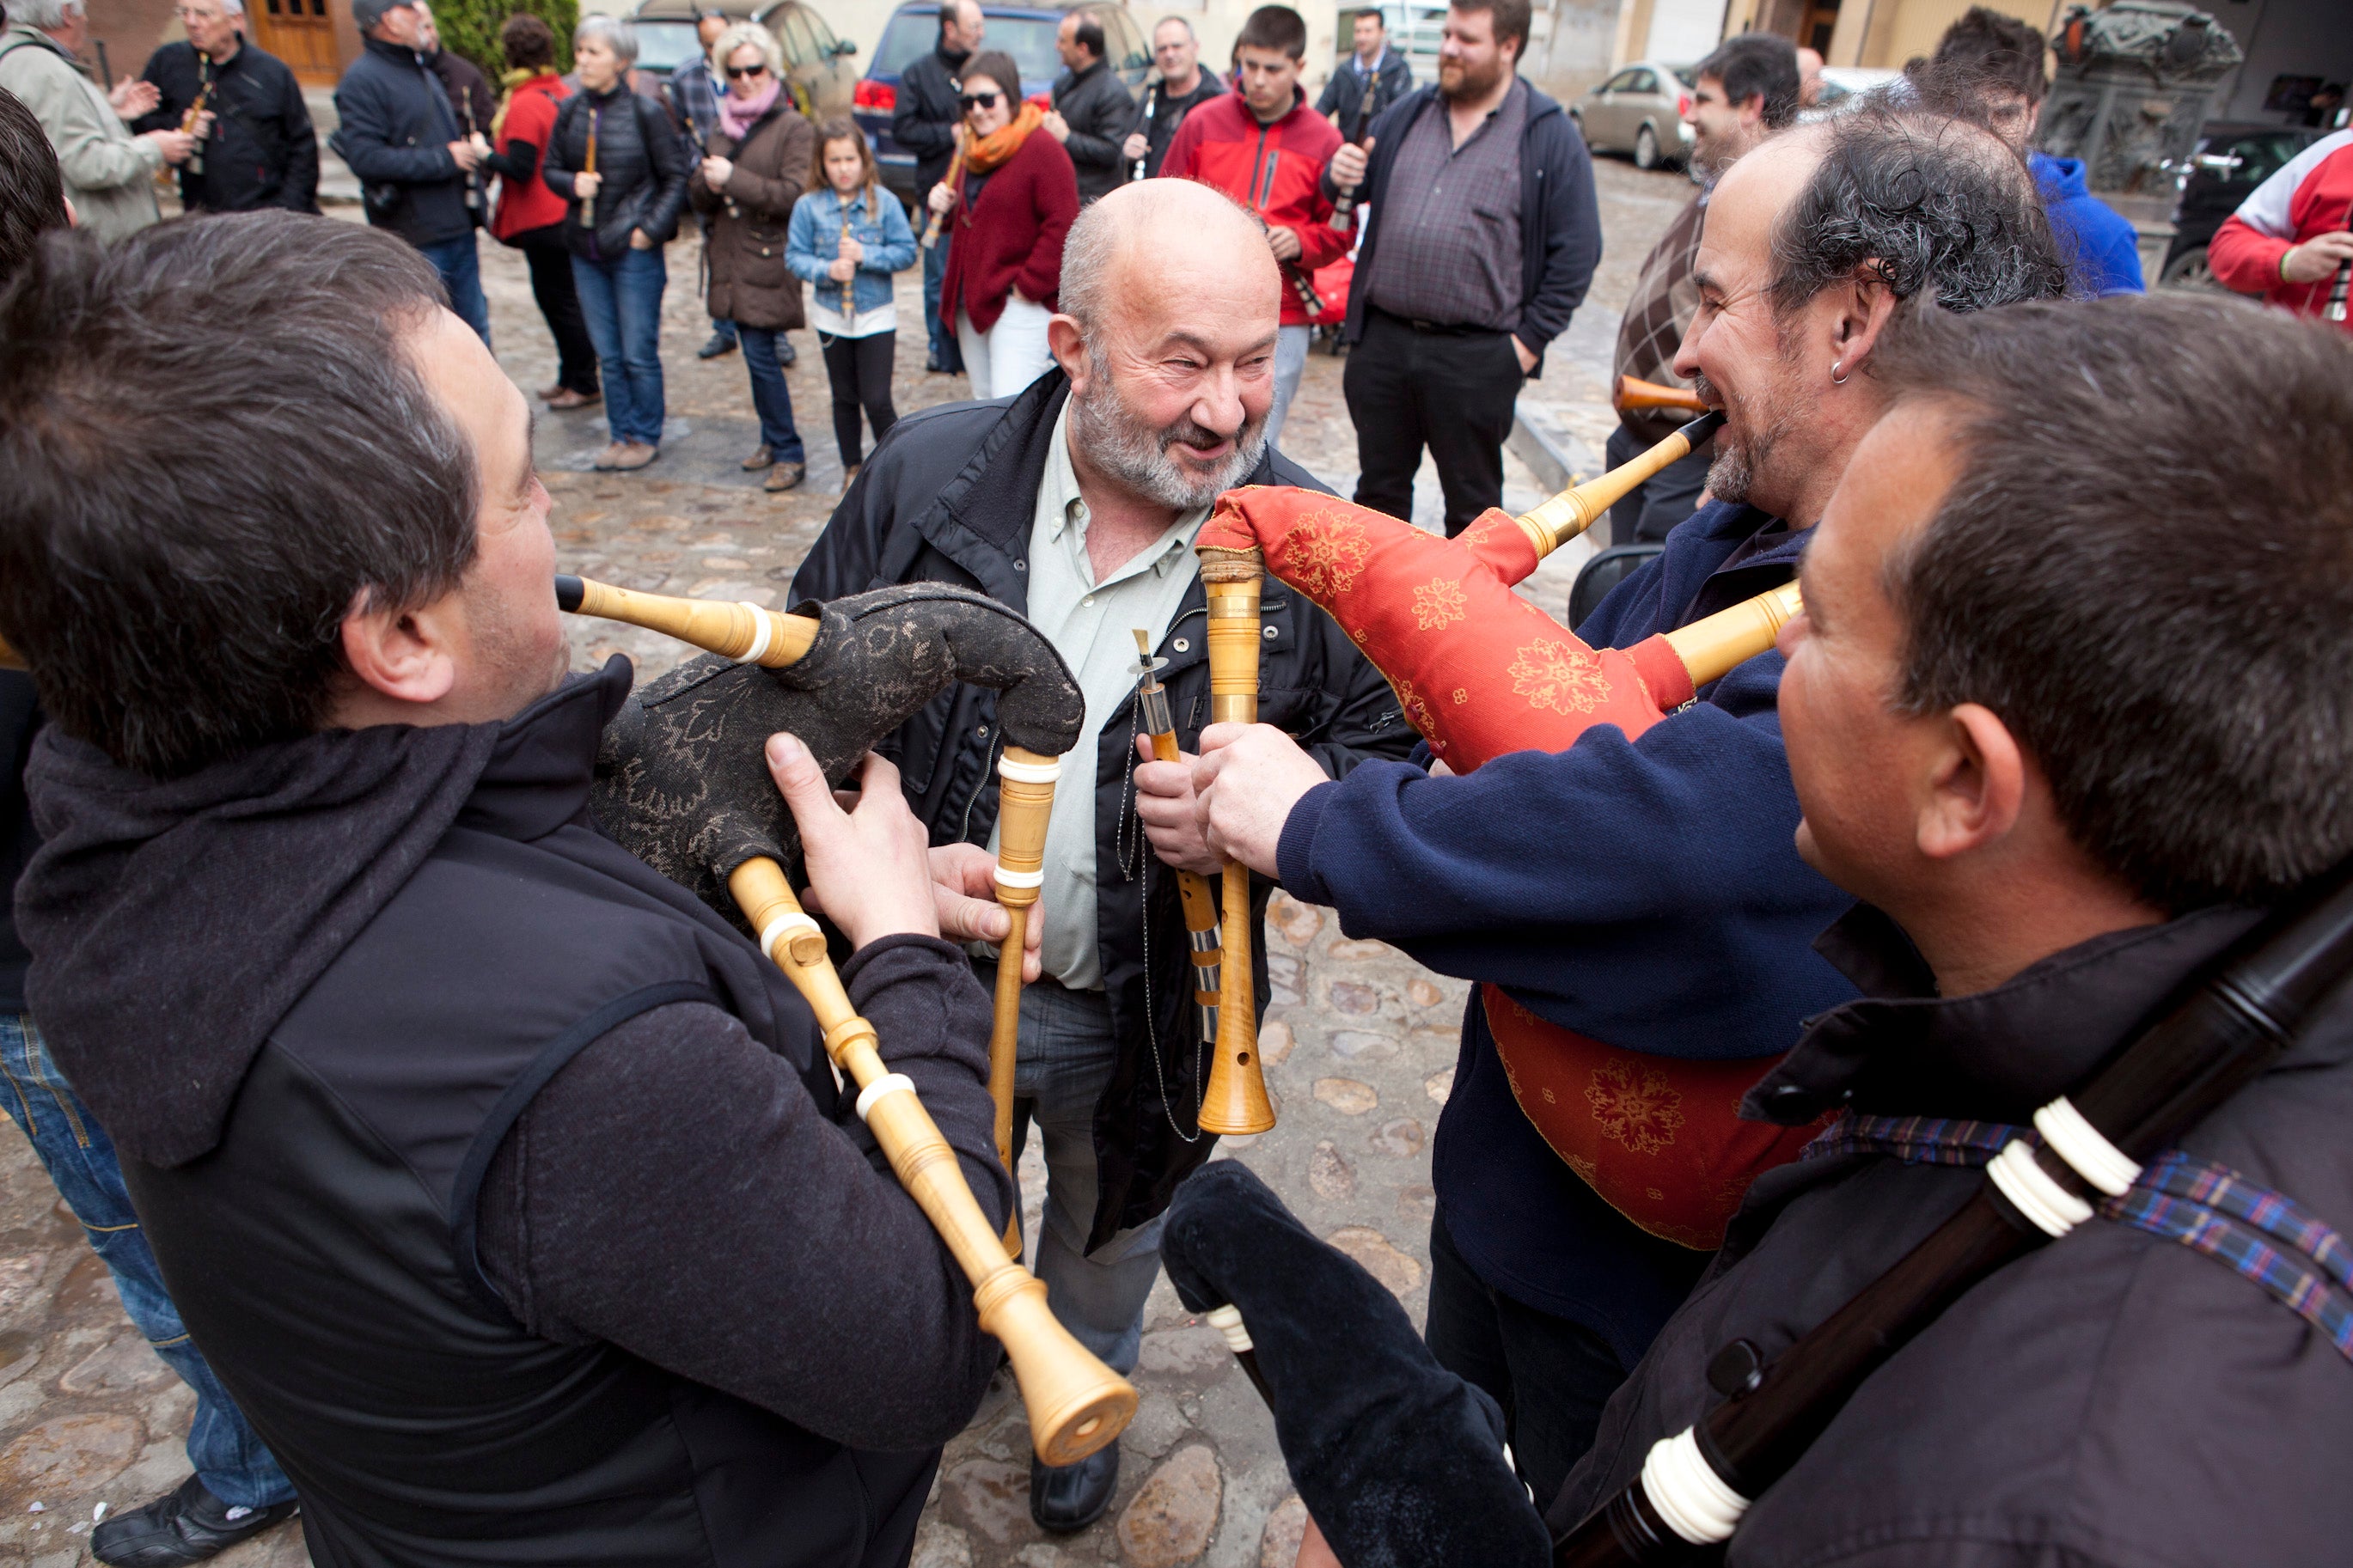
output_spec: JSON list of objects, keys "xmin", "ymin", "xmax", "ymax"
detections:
[
  {"xmin": 1390, "ymin": 675, "xmax": 1439, "ymax": 744},
  {"xmin": 1280, "ymin": 514, "xmax": 1374, "ymax": 600},
  {"xmin": 1452, "ymin": 688, "xmax": 1469, "ymax": 705},
  {"xmin": 1412, "ymin": 577, "xmax": 1468, "ymax": 631},
  {"xmin": 1509, "ymin": 637, "xmax": 1613, "ymax": 715},
  {"xmin": 1584, "ymin": 1062, "xmax": 1684, "ymax": 1155}
]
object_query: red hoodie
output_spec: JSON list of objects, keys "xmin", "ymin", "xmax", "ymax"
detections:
[
  {"xmin": 2208, "ymin": 130, "xmax": 2353, "ymax": 333},
  {"xmin": 1160, "ymin": 88, "xmax": 1347, "ymax": 326}
]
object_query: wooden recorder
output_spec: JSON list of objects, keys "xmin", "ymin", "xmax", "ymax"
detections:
[
  {"xmin": 1195, "ymin": 546, "xmax": 1277, "ymax": 1137},
  {"xmin": 1617, "ymin": 375, "xmax": 1710, "ymax": 414}
]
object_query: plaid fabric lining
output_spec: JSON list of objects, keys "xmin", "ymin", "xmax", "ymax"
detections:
[{"xmin": 1801, "ymin": 1111, "xmax": 2353, "ymax": 1365}]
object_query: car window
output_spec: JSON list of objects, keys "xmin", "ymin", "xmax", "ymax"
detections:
[
  {"xmin": 978, "ymin": 15, "xmax": 1064, "ymax": 87},
  {"xmin": 802, "ymin": 3, "xmax": 840, "ymax": 56},
  {"xmin": 2240, "ymin": 132, "xmax": 2305, "ymax": 183},
  {"xmin": 1603, "ymin": 69, "xmax": 1640, "ymax": 92},
  {"xmin": 1629, "ymin": 70, "xmax": 1657, "ymax": 94},
  {"xmin": 1669, "ymin": 66, "xmax": 1696, "ymax": 88},
  {"xmin": 1104, "ymin": 9, "xmax": 1147, "ymax": 71},
  {"xmin": 773, "ymin": 6, "xmax": 818, "ymax": 66},
  {"xmin": 872, "ymin": 7, "xmax": 934, "ymax": 75},
  {"xmin": 633, "ymin": 19, "xmax": 706, "ymax": 72}
]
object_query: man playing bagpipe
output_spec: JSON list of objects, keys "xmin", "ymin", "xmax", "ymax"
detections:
[
  {"xmin": 1170, "ymin": 289, "xmax": 2353, "ymax": 1566},
  {"xmin": 0, "ymin": 211, "xmax": 1042, "ymax": 1565},
  {"xmin": 1183, "ymin": 103, "xmax": 2070, "ymax": 1510}
]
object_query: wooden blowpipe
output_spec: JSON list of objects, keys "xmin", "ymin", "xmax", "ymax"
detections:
[
  {"xmin": 987, "ymin": 746, "xmax": 1058, "ymax": 1257},
  {"xmin": 554, "ymin": 575, "xmax": 821, "ymax": 668},
  {"xmin": 1194, "ymin": 546, "xmax": 1276, "ymax": 1137},
  {"xmin": 1617, "ymin": 374, "xmax": 1709, "ymax": 414},
  {"xmin": 729, "ymin": 859, "xmax": 1138, "ymax": 1465},
  {"xmin": 1514, "ymin": 410, "xmax": 1723, "ymax": 561},
  {"xmin": 1134, "ymin": 628, "xmax": 1224, "ymax": 1048}
]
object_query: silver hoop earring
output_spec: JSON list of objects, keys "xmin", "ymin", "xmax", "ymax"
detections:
[{"xmin": 1830, "ymin": 359, "xmax": 1849, "ymax": 385}]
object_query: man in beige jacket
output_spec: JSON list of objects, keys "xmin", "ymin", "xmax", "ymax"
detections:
[{"xmin": 0, "ymin": 0, "xmax": 195, "ymax": 243}]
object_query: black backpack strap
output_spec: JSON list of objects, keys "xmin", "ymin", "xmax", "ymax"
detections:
[{"xmin": 448, "ymin": 979, "xmax": 719, "ymax": 1316}]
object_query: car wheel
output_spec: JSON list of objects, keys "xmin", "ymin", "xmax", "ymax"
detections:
[
  {"xmin": 2160, "ymin": 245, "xmax": 2217, "ymax": 291},
  {"xmin": 1635, "ymin": 123, "xmax": 1661, "ymax": 170}
]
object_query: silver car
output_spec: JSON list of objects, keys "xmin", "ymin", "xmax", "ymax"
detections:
[{"xmin": 1571, "ymin": 60, "xmax": 1696, "ymax": 170}]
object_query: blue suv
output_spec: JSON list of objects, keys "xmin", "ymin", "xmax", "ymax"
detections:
[{"xmin": 853, "ymin": 0, "xmax": 1147, "ymax": 210}]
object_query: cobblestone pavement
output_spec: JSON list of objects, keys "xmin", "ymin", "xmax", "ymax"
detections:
[{"xmin": 0, "ymin": 157, "xmax": 1687, "ymax": 1566}]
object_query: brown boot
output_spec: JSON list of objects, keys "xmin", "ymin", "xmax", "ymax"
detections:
[
  {"xmin": 608, "ymin": 442, "xmax": 660, "ymax": 472},
  {"xmin": 764, "ymin": 460, "xmax": 805, "ymax": 493},
  {"xmin": 741, "ymin": 444, "xmax": 773, "ymax": 472},
  {"xmin": 590, "ymin": 442, "xmax": 626, "ymax": 471}
]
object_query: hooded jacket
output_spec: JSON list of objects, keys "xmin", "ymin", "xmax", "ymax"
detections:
[
  {"xmin": 18, "ymin": 663, "xmax": 1009, "ymax": 1565},
  {"xmin": 1160, "ymin": 87, "xmax": 1348, "ymax": 326},
  {"xmin": 791, "ymin": 369, "xmax": 1417, "ymax": 1244},
  {"xmin": 2027, "ymin": 151, "xmax": 2143, "ymax": 298},
  {"xmin": 1547, "ymin": 903, "xmax": 2353, "ymax": 1565}
]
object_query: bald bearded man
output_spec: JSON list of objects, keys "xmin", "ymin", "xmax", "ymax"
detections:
[
  {"xmin": 791, "ymin": 180, "xmax": 1413, "ymax": 1532},
  {"xmin": 1184, "ymin": 107, "xmax": 2070, "ymax": 1510}
]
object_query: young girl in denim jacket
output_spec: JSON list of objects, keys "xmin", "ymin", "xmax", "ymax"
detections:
[{"xmin": 787, "ymin": 119, "xmax": 918, "ymax": 491}]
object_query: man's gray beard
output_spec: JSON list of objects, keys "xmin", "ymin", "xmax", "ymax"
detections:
[
  {"xmin": 1069, "ymin": 367, "xmax": 1267, "ymax": 510},
  {"xmin": 1691, "ymin": 369, "xmax": 1788, "ymax": 511}
]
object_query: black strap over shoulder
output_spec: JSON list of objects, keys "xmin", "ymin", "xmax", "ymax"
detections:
[{"xmin": 448, "ymin": 979, "xmax": 719, "ymax": 1315}]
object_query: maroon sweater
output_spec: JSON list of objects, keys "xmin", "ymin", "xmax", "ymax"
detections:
[{"xmin": 939, "ymin": 128, "xmax": 1079, "ymax": 335}]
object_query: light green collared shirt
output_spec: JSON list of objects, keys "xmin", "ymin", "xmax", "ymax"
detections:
[{"xmin": 995, "ymin": 401, "xmax": 1210, "ymax": 991}]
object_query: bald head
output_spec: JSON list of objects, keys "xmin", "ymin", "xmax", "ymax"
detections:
[{"xmin": 1048, "ymin": 180, "xmax": 1285, "ymax": 509}]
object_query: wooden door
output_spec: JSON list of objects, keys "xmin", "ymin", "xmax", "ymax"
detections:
[{"xmin": 248, "ymin": 0, "xmax": 339, "ymax": 85}]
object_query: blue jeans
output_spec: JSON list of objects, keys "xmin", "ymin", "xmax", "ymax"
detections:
[
  {"xmin": 736, "ymin": 325, "xmax": 806, "ymax": 464},
  {"xmin": 0, "ymin": 1016, "xmax": 295, "ymax": 1510},
  {"xmin": 921, "ymin": 231, "xmax": 961, "ymax": 372},
  {"xmin": 417, "ymin": 233, "xmax": 491, "ymax": 347},
  {"xmin": 571, "ymin": 247, "xmax": 669, "ymax": 447},
  {"xmin": 996, "ymin": 976, "xmax": 1164, "ymax": 1381}
]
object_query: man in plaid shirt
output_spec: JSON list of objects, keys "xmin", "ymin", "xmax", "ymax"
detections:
[{"xmin": 1606, "ymin": 34, "xmax": 1796, "ymax": 546}]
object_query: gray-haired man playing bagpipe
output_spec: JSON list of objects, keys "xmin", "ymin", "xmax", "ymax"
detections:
[{"xmin": 1169, "ymin": 291, "xmax": 2353, "ymax": 1566}]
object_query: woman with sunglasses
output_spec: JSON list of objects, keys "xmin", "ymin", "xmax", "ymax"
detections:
[
  {"xmin": 929, "ymin": 52, "xmax": 1079, "ymax": 399},
  {"xmin": 688, "ymin": 22, "xmax": 818, "ymax": 491}
]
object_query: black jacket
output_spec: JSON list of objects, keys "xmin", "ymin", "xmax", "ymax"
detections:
[
  {"xmin": 1549, "ymin": 903, "xmax": 2353, "ymax": 1565},
  {"xmin": 1314, "ymin": 49, "xmax": 1413, "ymax": 144},
  {"xmin": 791, "ymin": 371, "xmax": 1416, "ymax": 1245},
  {"xmin": 1329, "ymin": 82, "xmax": 1601, "ymax": 377},
  {"xmin": 544, "ymin": 84, "xmax": 692, "ymax": 262},
  {"xmin": 134, "ymin": 40, "xmax": 318, "ymax": 213},
  {"xmin": 1051, "ymin": 57, "xmax": 1136, "ymax": 203},
  {"xmin": 892, "ymin": 40, "xmax": 968, "ymax": 191},
  {"xmin": 330, "ymin": 35, "xmax": 471, "ymax": 246},
  {"xmin": 1134, "ymin": 70, "xmax": 1223, "ymax": 178},
  {"xmin": 19, "ymin": 665, "xmax": 1006, "ymax": 1565}
]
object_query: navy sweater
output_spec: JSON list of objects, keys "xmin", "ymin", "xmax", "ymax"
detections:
[{"xmin": 1274, "ymin": 502, "xmax": 1859, "ymax": 1358}]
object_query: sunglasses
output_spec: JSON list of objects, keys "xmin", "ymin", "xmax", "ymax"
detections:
[
  {"xmin": 724, "ymin": 63, "xmax": 769, "ymax": 79},
  {"xmin": 957, "ymin": 89, "xmax": 1001, "ymax": 110}
]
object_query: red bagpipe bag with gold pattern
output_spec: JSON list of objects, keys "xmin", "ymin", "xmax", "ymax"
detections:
[{"xmin": 1197, "ymin": 454, "xmax": 1820, "ymax": 1249}]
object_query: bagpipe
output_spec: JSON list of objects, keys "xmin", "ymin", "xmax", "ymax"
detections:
[
  {"xmin": 555, "ymin": 575, "xmax": 1138, "ymax": 1464},
  {"xmin": 1164, "ymin": 860, "xmax": 2353, "ymax": 1566},
  {"xmin": 1189, "ymin": 412, "xmax": 1815, "ymax": 1247}
]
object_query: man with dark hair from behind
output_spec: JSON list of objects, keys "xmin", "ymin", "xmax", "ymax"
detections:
[
  {"xmin": 1324, "ymin": 0, "xmax": 1602, "ymax": 536},
  {"xmin": 0, "ymin": 95, "xmax": 305, "ymax": 1568},
  {"xmin": 1910, "ymin": 3, "xmax": 2145, "ymax": 296},
  {"xmin": 1176, "ymin": 285, "xmax": 2353, "ymax": 1568},
  {"xmin": 1605, "ymin": 31, "xmax": 1797, "ymax": 546},
  {"xmin": 0, "ymin": 210, "xmax": 1019, "ymax": 1565},
  {"xmin": 1189, "ymin": 107, "xmax": 2069, "ymax": 1533},
  {"xmin": 1045, "ymin": 5, "xmax": 1134, "ymax": 204}
]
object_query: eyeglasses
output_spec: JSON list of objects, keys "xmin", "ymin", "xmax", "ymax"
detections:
[
  {"xmin": 957, "ymin": 89, "xmax": 1000, "ymax": 109},
  {"xmin": 724, "ymin": 63, "xmax": 769, "ymax": 79}
]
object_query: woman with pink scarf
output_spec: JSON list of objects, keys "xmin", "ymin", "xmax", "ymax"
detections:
[{"xmin": 688, "ymin": 22, "xmax": 817, "ymax": 491}]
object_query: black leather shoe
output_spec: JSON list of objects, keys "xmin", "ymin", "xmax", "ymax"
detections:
[
  {"xmin": 92, "ymin": 1475, "xmax": 299, "ymax": 1566},
  {"xmin": 697, "ymin": 330, "xmax": 737, "ymax": 360},
  {"xmin": 1030, "ymin": 1444, "xmax": 1119, "ymax": 1534}
]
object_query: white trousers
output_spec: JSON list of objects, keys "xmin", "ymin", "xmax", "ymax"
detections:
[{"xmin": 957, "ymin": 294, "xmax": 1056, "ymax": 400}]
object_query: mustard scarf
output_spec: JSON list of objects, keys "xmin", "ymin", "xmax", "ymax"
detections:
[{"xmin": 490, "ymin": 65, "xmax": 558, "ymax": 144}]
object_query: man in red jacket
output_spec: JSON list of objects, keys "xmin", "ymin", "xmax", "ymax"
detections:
[
  {"xmin": 2209, "ymin": 128, "xmax": 2353, "ymax": 332},
  {"xmin": 1160, "ymin": 3, "xmax": 1345, "ymax": 448}
]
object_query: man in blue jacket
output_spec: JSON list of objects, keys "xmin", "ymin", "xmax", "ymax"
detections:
[
  {"xmin": 1189, "ymin": 107, "xmax": 2069, "ymax": 1508},
  {"xmin": 1322, "ymin": 0, "xmax": 1598, "ymax": 536},
  {"xmin": 331, "ymin": 0, "xmax": 489, "ymax": 341}
]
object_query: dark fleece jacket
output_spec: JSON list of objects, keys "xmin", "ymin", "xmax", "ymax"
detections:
[{"xmin": 17, "ymin": 662, "xmax": 1010, "ymax": 1448}]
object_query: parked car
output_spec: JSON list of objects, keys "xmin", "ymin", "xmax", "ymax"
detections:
[
  {"xmin": 1571, "ymin": 60, "xmax": 1696, "ymax": 170},
  {"xmin": 2157, "ymin": 121, "xmax": 2326, "ymax": 289},
  {"xmin": 853, "ymin": 0, "xmax": 1149, "ymax": 210},
  {"xmin": 1811, "ymin": 65, "xmax": 1899, "ymax": 107},
  {"xmin": 626, "ymin": 0, "xmax": 859, "ymax": 122}
]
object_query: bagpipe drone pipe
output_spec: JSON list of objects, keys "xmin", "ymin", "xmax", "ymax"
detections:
[
  {"xmin": 1191, "ymin": 412, "xmax": 1815, "ymax": 1249},
  {"xmin": 1162, "ymin": 859, "xmax": 2353, "ymax": 1566},
  {"xmin": 557, "ymin": 575, "xmax": 1140, "ymax": 1463}
]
